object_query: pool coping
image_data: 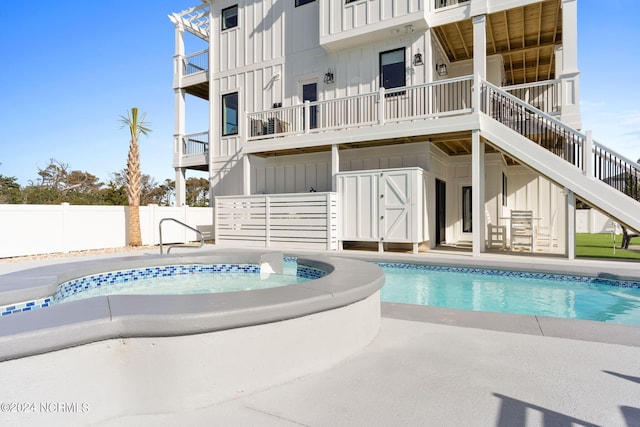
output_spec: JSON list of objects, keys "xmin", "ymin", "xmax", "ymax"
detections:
[
  {"xmin": 0, "ymin": 249, "xmax": 385, "ymax": 361},
  {"xmin": 381, "ymin": 303, "xmax": 640, "ymax": 348}
]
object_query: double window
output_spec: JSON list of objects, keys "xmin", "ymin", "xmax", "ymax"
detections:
[
  {"xmin": 222, "ymin": 92, "xmax": 238, "ymax": 136},
  {"xmin": 222, "ymin": 5, "xmax": 238, "ymax": 30}
]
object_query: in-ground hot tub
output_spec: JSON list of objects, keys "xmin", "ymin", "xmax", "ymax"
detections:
[{"xmin": 0, "ymin": 249, "xmax": 384, "ymax": 425}]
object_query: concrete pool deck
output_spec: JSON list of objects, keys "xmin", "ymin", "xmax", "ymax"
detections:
[{"xmin": 1, "ymin": 245, "xmax": 639, "ymax": 426}]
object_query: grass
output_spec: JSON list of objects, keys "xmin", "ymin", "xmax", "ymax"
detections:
[{"xmin": 576, "ymin": 233, "xmax": 640, "ymax": 260}]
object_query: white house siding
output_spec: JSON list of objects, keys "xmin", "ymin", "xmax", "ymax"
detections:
[
  {"xmin": 504, "ymin": 165, "xmax": 566, "ymax": 252},
  {"xmin": 249, "ymin": 142, "xmax": 431, "ymax": 196},
  {"xmin": 320, "ymin": 0, "xmax": 426, "ymax": 51},
  {"xmin": 251, "ymin": 152, "xmax": 331, "ymax": 195}
]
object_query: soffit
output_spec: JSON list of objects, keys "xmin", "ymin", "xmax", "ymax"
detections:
[{"xmin": 433, "ymin": 0, "xmax": 562, "ymax": 84}]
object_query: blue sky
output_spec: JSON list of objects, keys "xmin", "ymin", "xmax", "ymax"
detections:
[{"xmin": 1, "ymin": 1, "xmax": 638, "ymax": 186}]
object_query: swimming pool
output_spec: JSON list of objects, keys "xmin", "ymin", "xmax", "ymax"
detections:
[{"xmin": 378, "ymin": 263, "xmax": 640, "ymax": 326}]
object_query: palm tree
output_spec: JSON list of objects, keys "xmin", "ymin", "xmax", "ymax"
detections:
[{"xmin": 120, "ymin": 108, "xmax": 151, "ymax": 246}]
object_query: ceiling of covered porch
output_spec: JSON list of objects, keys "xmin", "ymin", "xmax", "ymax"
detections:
[
  {"xmin": 249, "ymin": 131, "xmax": 520, "ymax": 166},
  {"xmin": 433, "ymin": 0, "xmax": 562, "ymax": 85}
]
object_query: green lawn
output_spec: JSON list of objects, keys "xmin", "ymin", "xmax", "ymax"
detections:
[{"xmin": 576, "ymin": 233, "xmax": 640, "ymax": 260}]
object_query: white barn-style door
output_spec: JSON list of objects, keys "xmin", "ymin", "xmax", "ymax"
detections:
[{"xmin": 379, "ymin": 170, "xmax": 412, "ymax": 243}]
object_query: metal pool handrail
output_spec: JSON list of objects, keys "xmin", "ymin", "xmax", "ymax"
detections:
[{"xmin": 159, "ymin": 218, "xmax": 204, "ymax": 254}]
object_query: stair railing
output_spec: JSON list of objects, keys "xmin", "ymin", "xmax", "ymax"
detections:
[
  {"xmin": 592, "ymin": 140, "xmax": 640, "ymax": 201},
  {"xmin": 159, "ymin": 218, "xmax": 204, "ymax": 254},
  {"xmin": 480, "ymin": 80, "xmax": 585, "ymax": 170}
]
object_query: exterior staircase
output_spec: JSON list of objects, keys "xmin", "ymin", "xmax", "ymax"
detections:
[{"xmin": 480, "ymin": 80, "xmax": 640, "ymax": 233}]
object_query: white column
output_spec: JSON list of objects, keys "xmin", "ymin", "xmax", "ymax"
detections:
[
  {"xmin": 173, "ymin": 23, "xmax": 187, "ymax": 207},
  {"xmin": 331, "ymin": 144, "xmax": 340, "ymax": 192},
  {"xmin": 174, "ymin": 168, "xmax": 186, "ymax": 206},
  {"xmin": 208, "ymin": 6, "xmax": 219, "ymax": 204},
  {"xmin": 565, "ymin": 189, "xmax": 576, "ymax": 259},
  {"xmin": 561, "ymin": 0, "xmax": 579, "ymax": 74},
  {"xmin": 584, "ymin": 130, "xmax": 593, "ymax": 178},
  {"xmin": 243, "ymin": 154, "xmax": 251, "ymax": 196},
  {"xmin": 472, "ymin": 129, "xmax": 485, "ymax": 256},
  {"xmin": 472, "ymin": 15, "xmax": 487, "ymax": 80},
  {"xmin": 559, "ymin": 0, "xmax": 581, "ymax": 128}
]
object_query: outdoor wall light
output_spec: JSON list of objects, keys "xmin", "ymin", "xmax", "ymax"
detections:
[
  {"xmin": 435, "ymin": 62, "xmax": 448, "ymax": 76},
  {"xmin": 324, "ymin": 68, "xmax": 335, "ymax": 84},
  {"xmin": 413, "ymin": 51, "xmax": 424, "ymax": 66}
]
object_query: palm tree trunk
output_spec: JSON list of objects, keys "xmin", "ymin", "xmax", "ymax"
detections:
[
  {"xmin": 127, "ymin": 134, "xmax": 142, "ymax": 246},
  {"xmin": 128, "ymin": 204, "xmax": 142, "ymax": 246},
  {"xmin": 121, "ymin": 107, "xmax": 150, "ymax": 247}
]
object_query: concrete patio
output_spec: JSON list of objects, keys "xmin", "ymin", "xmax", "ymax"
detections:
[{"xmin": 1, "ymin": 246, "xmax": 639, "ymax": 426}]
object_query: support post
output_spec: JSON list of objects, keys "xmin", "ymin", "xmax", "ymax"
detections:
[
  {"xmin": 173, "ymin": 22, "xmax": 187, "ymax": 207},
  {"xmin": 378, "ymin": 87, "xmax": 385, "ymax": 125},
  {"xmin": 331, "ymin": 144, "xmax": 340, "ymax": 192},
  {"xmin": 472, "ymin": 130, "xmax": 485, "ymax": 256},
  {"xmin": 243, "ymin": 153, "xmax": 251, "ymax": 196},
  {"xmin": 565, "ymin": 189, "xmax": 576, "ymax": 259},
  {"xmin": 583, "ymin": 130, "xmax": 592, "ymax": 178},
  {"xmin": 472, "ymin": 15, "xmax": 487, "ymax": 80},
  {"xmin": 174, "ymin": 168, "xmax": 186, "ymax": 207}
]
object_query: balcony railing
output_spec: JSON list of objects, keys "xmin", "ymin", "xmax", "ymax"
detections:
[
  {"xmin": 184, "ymin": 49, "xmax": 208, "ymax": 75},
  {"xmin": 183, "ymin": 132, "xmax": 209, "ymax": 156},
  {"xmin": 247, "ymin": 76, "xmax": 473, "ymax": 140},
  {"xmin": 434, "ymin": 0, "xmax": 470, "ymax": 10},
  {"xmin": 503, "ymin": 80, "xmax": 561, "ymax": 115}
]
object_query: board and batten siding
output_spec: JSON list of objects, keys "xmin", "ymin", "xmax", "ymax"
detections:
[
  {"xmin": 322, "ymin": 0, "xmax": 424, "ymax": 37},
  {"xmin": 249, "ymin": 142, "xmax": 431, "ymax": 196}
]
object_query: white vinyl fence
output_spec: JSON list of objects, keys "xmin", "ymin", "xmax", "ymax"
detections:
[
  {"xmin": 575, "ymin": 209, "xmax": 617, "ymax": 234},
  {"xmin": 0, "ymin": 203, "xmax": 214, "ymax": 258}
]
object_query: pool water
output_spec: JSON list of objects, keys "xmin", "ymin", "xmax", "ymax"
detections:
[
  {"xmin": 53, "ymin": 263, "xmax": 311, "ymax": 305},
  {"xmin": 378, "ymin": 263, "xmax": 640, "ymax": 326}
]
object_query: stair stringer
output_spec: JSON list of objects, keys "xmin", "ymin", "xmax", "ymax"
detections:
[{"xmin": 480, "ymin": 115, "xmax": 640, "ymax": 232}]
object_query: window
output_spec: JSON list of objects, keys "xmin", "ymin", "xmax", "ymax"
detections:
[
  {"xmin": 462, "ymin": 186, "xmax": 472, "ymax": 233},
  {"xmin": 345, "ymin": 0, "xmax": 359, "ymax": 3},
  {"xmin": 222, "ymin": 92, "xmax": 238, "ymax": 136},
  {"xmin": 295, "ymin": 0, "xmax": 315, "ymax": 6},
  {"xmin": 502, "ymin": 173, "xmax": 508, "ymax": 207},
  {"xmin": 222, "ymin": 5, "xmax": 238, "ymax": 30},
  {"xmin": 380, "ymin": 48, "xmax": 406, "ymax": 90}
]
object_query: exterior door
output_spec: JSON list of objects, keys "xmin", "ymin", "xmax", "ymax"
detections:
[
  {"xmin": 379, "ymin": 170, "xmax": 411, "ymax": 242},
  {"xmin": 435, "ymin": 179, "xmax": 446, "ymax": 245},
  {"xmin": 302, "ymin": 82, "xmax": 318, "ymax": 129}
]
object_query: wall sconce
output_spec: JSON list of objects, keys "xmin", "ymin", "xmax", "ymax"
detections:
[
  {"xmin": 413, "ymin": 50, "xmax": 424, "ymax": 66},
  {"xmin": 323, "ymin": 68, "xmax": 335, "ymax": 84},
  {"xmin": 435, "ymin": 61, "xmax": 448, "ymax": 76}
]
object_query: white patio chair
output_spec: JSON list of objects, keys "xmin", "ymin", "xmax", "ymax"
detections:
[
  {"xmin": 485, "ymin": 210, "xmax": 506, "ymax": 250},
  {"xmin": 536, "ymin": 210, "xmax": 557, "ymax": 248},
  {"xmin": 510, "ymin": 210, "xmax": 534, "ymax": 252}
]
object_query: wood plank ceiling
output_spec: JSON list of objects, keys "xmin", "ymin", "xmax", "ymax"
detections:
[{"xmin": 433, "ymin": 0, "xmax": 562, "ymax": 85}]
